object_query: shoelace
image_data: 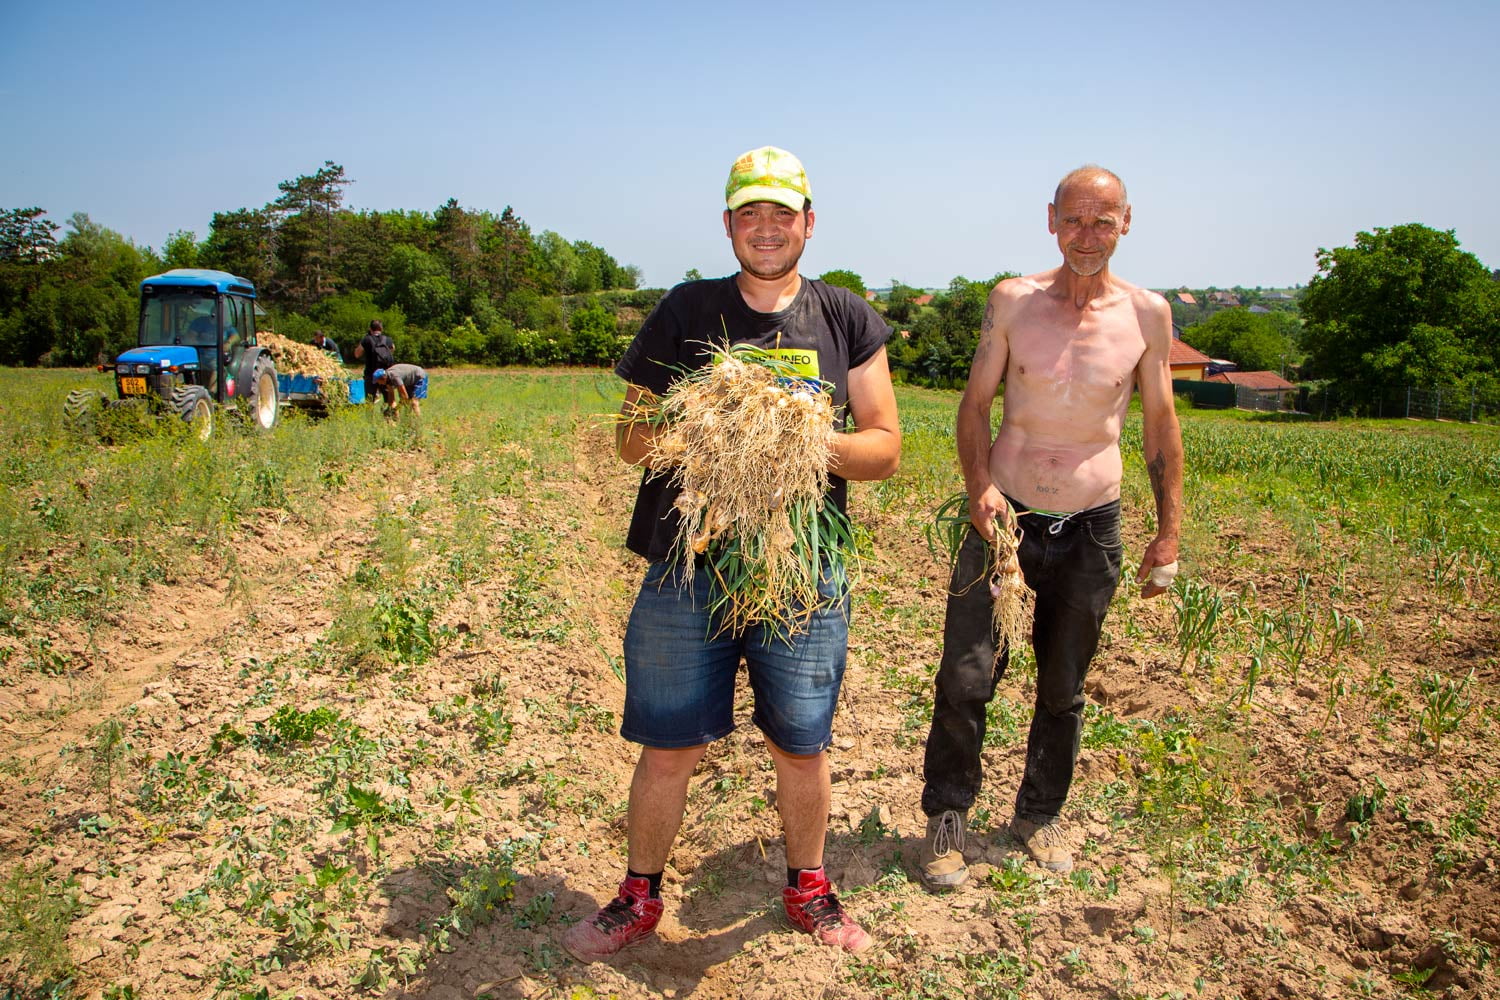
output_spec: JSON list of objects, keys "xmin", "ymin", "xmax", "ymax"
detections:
[
  {"xmin": 1028, "ymin": 821, "xmax": 1065, "ymax": 847},
  {"xmin": 593, "ymin": 893, "xmax": 643, "ymax": 932},
  {"xmin": 800, "ymin": 891, "xmax": 848, "ymax": 930},
  {"xmin": 931, "ymin": 810, "xmax": 965, "ymax": 856}
]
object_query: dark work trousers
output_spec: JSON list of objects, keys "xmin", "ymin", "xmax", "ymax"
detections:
[{"xmin": 921, "ymin": 497, "xmax": 1123, "ymax": 822}]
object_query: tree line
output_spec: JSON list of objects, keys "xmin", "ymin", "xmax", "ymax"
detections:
[
  {"xmin": 4, "ymin": 171, "xmax": 1496, "ymax": 410},
  {"xmin": 1172, "ymin": 224, "xmax": 1499, "ymax": 404},
  {"xmin": 0, "ymin": 162, "xmax": 652, "ymax": 368},
  {"xmin": 854, "ymin": 221, "xmax": 1498, "ymax": 408}
]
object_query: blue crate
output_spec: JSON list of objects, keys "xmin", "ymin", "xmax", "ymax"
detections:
[{"xmin": 278, "ymin": 373, "xmax": 319, "ymax": 394}]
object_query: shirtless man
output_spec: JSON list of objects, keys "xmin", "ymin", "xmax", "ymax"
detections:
[{"xmin": 918, "ymin": 166, "xmax": 1183, "ymax": 888}]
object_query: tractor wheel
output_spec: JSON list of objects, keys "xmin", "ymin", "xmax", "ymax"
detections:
[
  {"xmin": 171, "ymin": 385, "xmax": 214, "ymax": 441},
  {"xmin": 247, "ymin": 356, "xmax": 279, "ymax": 431},
  {"xmin": 63, "ymin": 389, "xmax": 107, "ymax": 435}
]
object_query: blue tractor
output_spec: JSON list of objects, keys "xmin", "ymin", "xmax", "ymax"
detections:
[{"xmin": 65, "ymin": 269, "xmax": 280, "ymax": 440}]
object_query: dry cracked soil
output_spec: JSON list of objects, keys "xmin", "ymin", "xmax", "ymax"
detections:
[{"xmin": 2, "ymin": 412, "xmax": 1497, "ymax": 1000}]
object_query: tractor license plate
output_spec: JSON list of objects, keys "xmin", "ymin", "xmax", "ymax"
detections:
[{"xmin": 120, "ymin": 377, "xmax": 147, "ymax": 395}]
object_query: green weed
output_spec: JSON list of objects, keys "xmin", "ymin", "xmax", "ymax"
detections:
[
  {"xmin": 254, "ymin": 704, "xmax": 340, "ymax": 749},
  {"xmin": 442, "ymin": 843, "xmax": 522, "ymax": 935},
  {"xmin": 1131, "ymin": 718, "xmax": 1242, "ymax": 939},
  {"xmin": 353, "ymin": 945, "xmax": 420, "ymax": 993},
  {"xmin": 1082, "ymin": 705, "xmax": 1136, "ymax": 749},
  {"xmin": 469, "ymin": 703, "xmax": 514, "ymax": 750},
  {"xmin": 1416, "ymin": 669, "xmax": 1475, "ymax": 757},
  {"xmin": 0, "ymin": 862, "xmax": 83, "ymax": 991},
  {"xmin": 138, "ymin": 750, "xmax": 212, "ymax": 813},
  {"xmin": 512, "ymin": 891, "xmax": 555, "ymax": 930},
  {"xmin": 329, "ymin": 784, "xmax": 417, "ymax": 858},
  {"xmin": 88, "ymin": 717, "xmax": 130, "ymax": 814},
  {"xmin": 371, "ymin": 591, "xmax": 448, "ymax": 664},
  {"xmin": 1173, "ymin": 580, "xmax": 1227, "ymax": 672},
  {"xmin": 259, "ymin": 861, "xmax": 355, "ymax": 961}
]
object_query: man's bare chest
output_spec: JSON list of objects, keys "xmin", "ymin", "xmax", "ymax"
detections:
[{"xmin": 1007, "ymin": 309, "xmax": 1146, "ymax": 390}]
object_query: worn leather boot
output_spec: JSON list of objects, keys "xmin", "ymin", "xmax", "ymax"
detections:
[{"xmin": 919, "ymin": 809, "xmax": 969, "ymax": 891}]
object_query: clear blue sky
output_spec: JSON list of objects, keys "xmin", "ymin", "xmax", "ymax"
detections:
[{"xmin": 3, "ymin": 1, "xmax": 1497, "ymax": 292}]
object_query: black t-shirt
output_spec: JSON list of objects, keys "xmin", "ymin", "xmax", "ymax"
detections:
[
  {"xmin": 615, "ymin": 275, "xmax": 891, "ymax": 562},
  {"xmin": 359, "ymin": 332, "xmax": 394, "ymax": 376}
]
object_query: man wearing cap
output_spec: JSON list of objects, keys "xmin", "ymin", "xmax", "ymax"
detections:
[
  {"xmin": 371, "ymin": 363, "xmax": 427, "ymax": 417},
  {"xmin": 561, "ymin": 146, "xmax": 901, "ymax": 962},
  {"xmin": 916, "ymin": 165, "xmax": 1183, "ymax": 890}
]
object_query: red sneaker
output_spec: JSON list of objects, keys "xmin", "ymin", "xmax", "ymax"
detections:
[
  {"xmin": 561, "ymin": 876, "xmax": 664, "ymax": 962},
  {"xmin": 782, "ymin": 868, "xmax": 873, "ymax": 953}
]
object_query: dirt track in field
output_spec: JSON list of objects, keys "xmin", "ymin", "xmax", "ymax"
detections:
[{"xmin": 2, "ymin": 416, "xmax": 1497, "ymax": 1000}]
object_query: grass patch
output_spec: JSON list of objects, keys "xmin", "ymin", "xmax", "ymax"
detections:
[{"xmin": 0, "ymin": 862, "xmax": 83, "ymax": 991}]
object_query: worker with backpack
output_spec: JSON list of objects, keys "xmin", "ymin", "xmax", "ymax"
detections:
[{"xmin": 354, "ymin": 319, "xmax": 396, "ymax": 402}]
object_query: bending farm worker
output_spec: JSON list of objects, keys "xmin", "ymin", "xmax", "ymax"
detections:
[{"xmin": 371, "ymin": 363, "xmax": 427, "ymax": 417}]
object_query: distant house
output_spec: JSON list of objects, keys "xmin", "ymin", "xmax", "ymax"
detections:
[
  {"xmin": 864, "ymin": 290, "xmax": 877, "ymax": 302},
  {"xmin": 1207, "ymin": 369, "xmax": 1296, "ymax": 404},
  {"xmin": 912, "ymin": 293, "xmax": 934, "ymax": 307},
  {"xmin": 1175, "ymin": 291, "xmax": 1198, "ymax": 305},
  {"xmin": 1208, "ymin": 291, "xmax": 1241, "ymax": 307},
  {"xmin": 1248, "ymin": 304, "xmax": 1270, "ymax": 314},
  {"xmin": 1168, "ymin": 339, "xmax": 1212, "ymax": 380}
]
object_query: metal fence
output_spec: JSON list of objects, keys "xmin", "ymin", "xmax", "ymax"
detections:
[
  {"xmin": 1171, "ymin": 379, "xmax": 1236, "ymax": 408},
  {"xmin": 1175, "ymin": 379, "xmax": 1500, "ymax": 422},
  {"xmin": 1385, "ymin": 386, "xmax": 1494, "ymax": 421},
  {"xmin": 1234, "ymin": 386, "xmax": 1292, "ymax": 412},
  {"xmin": 1172, "ymin": 379, "xmax": 1296, "ymax": 412},
  {"xmin": 1301, "ymin": 384, "xmax": 1500, "ymax": 422}
]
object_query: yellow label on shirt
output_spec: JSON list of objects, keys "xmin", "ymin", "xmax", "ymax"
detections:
[
  {"xmin": 712, "ymin": 343, "xmax": 822, "ymax": 381},
  {"xmin": 760, "ymin": 346, "xmax": 821, "ymax": 380}
]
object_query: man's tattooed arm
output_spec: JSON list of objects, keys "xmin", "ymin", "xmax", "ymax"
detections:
[{"xmin": 1148, "ymin": 448, "xmax": 1167, "ymax": 514}]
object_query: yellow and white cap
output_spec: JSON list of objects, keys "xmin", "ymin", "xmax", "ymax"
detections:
[{"xmin": 725, "ymin": 146, "xmax": 811, "ymax": 212}]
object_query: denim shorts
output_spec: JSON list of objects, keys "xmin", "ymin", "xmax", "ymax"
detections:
[{"xmin": 621, "ymin": 560, "xmax": 850, "ymax": 755}]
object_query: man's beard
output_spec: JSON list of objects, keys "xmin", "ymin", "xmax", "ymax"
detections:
[
  {"xmin": 1065, "ymin": 249, "xmax": 1108, "ymax": 277},
  {"xmin": 738, "ymin": 246, "xmax": 803, "ymax": 281}
]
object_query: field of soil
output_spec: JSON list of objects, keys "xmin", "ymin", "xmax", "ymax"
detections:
[{"xmin": 1, "ymin": 370, "xmax": 1496, "ymax": 1000}]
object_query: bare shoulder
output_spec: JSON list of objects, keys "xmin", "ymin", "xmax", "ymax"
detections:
[
  {"xmin": 1129, "ymin": 284, "xmax": 1169, "ymax": 308},
  {"xmin": 996, "ymin": 270, "xmax": 1049, "ymax": 297},
  {"xmin": 1125, "ymin": 284, "xmax": 1172, "ymax": 331},
  {"xmin": 990, "ymin": 270, "xmax": 1048, "ymax": 316}
]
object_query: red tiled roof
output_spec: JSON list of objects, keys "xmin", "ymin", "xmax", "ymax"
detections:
[
  {"xmin": 1168, "ymin": 340, "xmax": 1212, "ymax": 365},
  {"xmin": 1206, "ymin": 370, "xmax": 1295, "ymax": 390},
  {"xmin": 1176, "ymin": 292, "xmax": 1197, "ymax": 305},
  {"xmin": 912, "ymin": 294, "xmax": 934, "ymax": 306}
]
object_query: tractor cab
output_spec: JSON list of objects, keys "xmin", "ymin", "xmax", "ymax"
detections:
[
  {"xmin": 69, "ymin": 269, "xmax": 280, "ymax": 440},
  {"xmin": 134, "ymin": 270, "xmax": 260, "ymax": 403},
  {"xmin": 116, "ymin": 269, "xmax": 279, "ymax": 434}
]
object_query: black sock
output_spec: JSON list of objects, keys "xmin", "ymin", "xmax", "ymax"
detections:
[
  {"xmin": 627, "ymin": 868, "xmax": 663, "ymax": 898},
  {"xmin": 787, "ymin": 865, "xmax": 823, "ymax": 888}
]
